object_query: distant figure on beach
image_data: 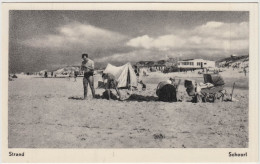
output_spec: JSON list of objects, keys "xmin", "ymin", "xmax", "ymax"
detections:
[
  {"xmin": 51, "ymin": 71, "xmax": 54, "ymax": 77},
  {"xmin": 102, "ymin": 73, "xmax": 122, "ymax": 100},
  {"xmin": 139, "ymin": 80, "xmax": 146, "ymax": 91},
  {"xmin": 12, "ymin": 74, "xmax": 17, "ymax": 78},
  {"xmin": 143, "ymin": 70, "xmax": 147, "ymax": 76},
  {"xmin": 243, "ymin": 67, "xmax": 247, "ymax": 76},
  {"xmin": 9, "ymin": 74, "xmax": 13, "ymax": 81},
  {"xmin": 44, "ymin": 71, "xmax": 48, "ymax": 78},
  {"xmin": 81, "ymin": 53, "xmax": 95, "ymax": 99},
  {"xmin": 68, "ymin": 71, "xmax": 74, "ymax": 81},
  {"xmin": 134, "ymin": 66, "xmax": 139, "ymax": 77},
  {"xmin": 74, "ymin": 71, "xmax": 79, "ymax": 82}
]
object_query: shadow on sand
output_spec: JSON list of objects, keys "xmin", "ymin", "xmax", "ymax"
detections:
[
  {"xmin": 68, "ymin": 94, "xmax": 186, "ymax": 102},
  {"xmin": 68, "ymin": 92, "xmax": 119, "ymax": 101},
  {"xmin": 68, "ymin": 96, "xmax": 84, "ymax": 100},
  {"xmin": 125, "ymin": 94, "xmax": 158, "ymax": 102},
  {"xmin": 68, "ymin": 94, "xmax": 184, "ymax": 102},
  {"xmin": 34, "ymin": 77, "xmax": 70, "ymax": 79}
]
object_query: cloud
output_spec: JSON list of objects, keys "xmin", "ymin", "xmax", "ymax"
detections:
[
  {"xmin": 20, "ymin": 21, "xmax": 249, "ymax": 67},
  {"xmin": 126, "ymin": 21, "xmax": 249, "ymax": 57},
  {"xmin": 126, "ymin": 34, "xmax": 185, "ymax": 51},
  {"xmin": 21, "ymin": 22, "xmax": 128, "ymax": 50},
  {"xmin": 193, "ymin": 21, "xmax": 249, "ymax": 40},
  {"xmin": 97, "ymin": 20, "xmax": 249, "ymax": 64},
  {"xmin": 126, "ymin": 35, "xmax": 154, "ymax": 49}
]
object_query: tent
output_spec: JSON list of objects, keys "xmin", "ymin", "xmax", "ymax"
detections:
[
  {"xmin": 39, "ymin": 70, "xmax": 47, "ymax": 76},
  {"xmin": 103, "ymin": 63, "xmax": 138, "ymax": 88},
  {"xmin": 54, "ymin": 68, "xmax": 65, "ymax": 74},
  {"xmin": 54, "ymin": 66, "xmax": 80, "ymax": 75}
]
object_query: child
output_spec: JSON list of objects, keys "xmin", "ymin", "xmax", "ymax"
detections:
[{"xmin": 139, "ymin": 80, "xmax": 146, "ymax": 91}]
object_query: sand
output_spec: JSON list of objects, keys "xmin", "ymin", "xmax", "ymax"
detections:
[{"xmin": 8, "ymin": 70, "xmax": 248, "ymax": 148}]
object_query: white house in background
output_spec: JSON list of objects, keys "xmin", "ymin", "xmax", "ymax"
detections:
[{"xmin": 177, "ymin": 59, "xmax": 216, "ymax": 70}]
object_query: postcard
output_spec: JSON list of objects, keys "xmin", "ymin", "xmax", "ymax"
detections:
[{"xmin": 1, "ymin": 2, "xmax": 259, "ymax": 163}]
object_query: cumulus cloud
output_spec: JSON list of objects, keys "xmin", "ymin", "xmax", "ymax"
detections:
[
  {"xmin": 126, "ymin": 21, "xmax": 249, "ymax": 57},
  {"xmin": 126, "ymin": 34, "xmax": 185, "ymax": 50},
  {"xmin": 97, "ymin": 20, "xmax": 249, "ymax": 64},
  {"xmin": 193, "ymin": 21, "xmax": 249, "ymax": 39},
  {"xmin": 22, "ymin": 22, "xmax": 128, "ymax": 50},
  {"xmin": 126, "ymin": 35, "xmax": 154, "ymax": 49}
]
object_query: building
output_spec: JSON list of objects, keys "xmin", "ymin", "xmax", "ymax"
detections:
[
  {"xmin": 178, "ymin": 59, "xmax": 216, "ymax": 70},
  {"xmin": 231, "ymin": 54, "xmax": 238, "ymax": 59}
]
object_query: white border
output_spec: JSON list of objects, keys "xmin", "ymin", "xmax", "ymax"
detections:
[{"xmin": 1, "ymin": 2, "xmax": 259, "ymax": 163}]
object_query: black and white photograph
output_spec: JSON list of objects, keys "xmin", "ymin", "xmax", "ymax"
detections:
[{"xmin": 1, "ymin": 2, "xmax": 259, "ymax": 163}]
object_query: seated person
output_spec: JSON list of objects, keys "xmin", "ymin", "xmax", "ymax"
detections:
[
  {"xmin": 102, "ymin": 73, "xmax": 122, "ymax": 100},
  {"xmin": 166, "ymin": 78, "xmax": 172, "ymax": 84},
  {"xmin": 168, "ymin": 77, "xmax": 181, "ymax": 87},
  {"xmin": 139, "ymin": 80, "xmax": 146, "ymax": 91}
]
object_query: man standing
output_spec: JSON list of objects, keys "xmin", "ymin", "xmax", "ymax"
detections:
[{"xmin": 81, "ymin": 54, "xmax": 95, "ymax": 99}]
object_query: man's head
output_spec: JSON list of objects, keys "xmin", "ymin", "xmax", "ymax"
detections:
[{"xmin": 82, "ymin": 54, "xmax": 89, "ymax": 61}]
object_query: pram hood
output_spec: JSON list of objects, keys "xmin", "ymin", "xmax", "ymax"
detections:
[
  {"xmin": 203, "ymin": 74, "xmax": 225, "ymax": 86},
  {"xmin": 184, "ymin": 79, "xmax": 196, "ymax": 88}
]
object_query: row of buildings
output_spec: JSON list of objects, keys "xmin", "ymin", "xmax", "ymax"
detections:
[{"xmin": 135, "ymin": 58, "xmax": 216, "ymax": 72}]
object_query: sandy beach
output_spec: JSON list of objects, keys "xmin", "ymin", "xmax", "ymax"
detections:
[{"xmin": 8, "ymin": 69, "xmax": 248, "ymax": 148}]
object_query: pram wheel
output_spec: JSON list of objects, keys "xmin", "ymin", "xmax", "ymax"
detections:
[
  {"xmin": 202, "ymin": 94, "xmax": 207, "ymax": 102},
  {"xmin": 203, "ymin": 93, "xmax": 215, "ymax": 102},
  {"xmin": 213, "ymin": 92, "xmax": 224, "ymax": 102}
]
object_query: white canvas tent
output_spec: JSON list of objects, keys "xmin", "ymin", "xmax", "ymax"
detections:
[
  {"xmin": 54, "ymin": 68, "xmax": 65, "ymax": 74},
  {"xmin": 39, "ymin": 70, "xmax": 47, "ymax": 75},
  {"xmin": 103, "ymin": 63, "xmax": 138, "ymax": 88}
]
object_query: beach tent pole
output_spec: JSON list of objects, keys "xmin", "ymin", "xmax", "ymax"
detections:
[
  {"xmin": 230, "ymin": 82, "xmax": 236, "ymax": 101},
  {"xmin": 129, "ymin": 68, "xmax": 132, "ymax": 94}
]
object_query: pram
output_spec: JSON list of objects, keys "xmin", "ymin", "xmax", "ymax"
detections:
[
  {"xmin": 184, "ymin": 74, "xmax": 226, "ymax": 103},
  {"xmin": 200, "ymin": 74, "xmax": 226, "ymax": 102}
]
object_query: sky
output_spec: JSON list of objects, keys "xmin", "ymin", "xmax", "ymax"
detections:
[{"xmin": 9, "ymin": 10, "xmax": 249, "ymax": 73}]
